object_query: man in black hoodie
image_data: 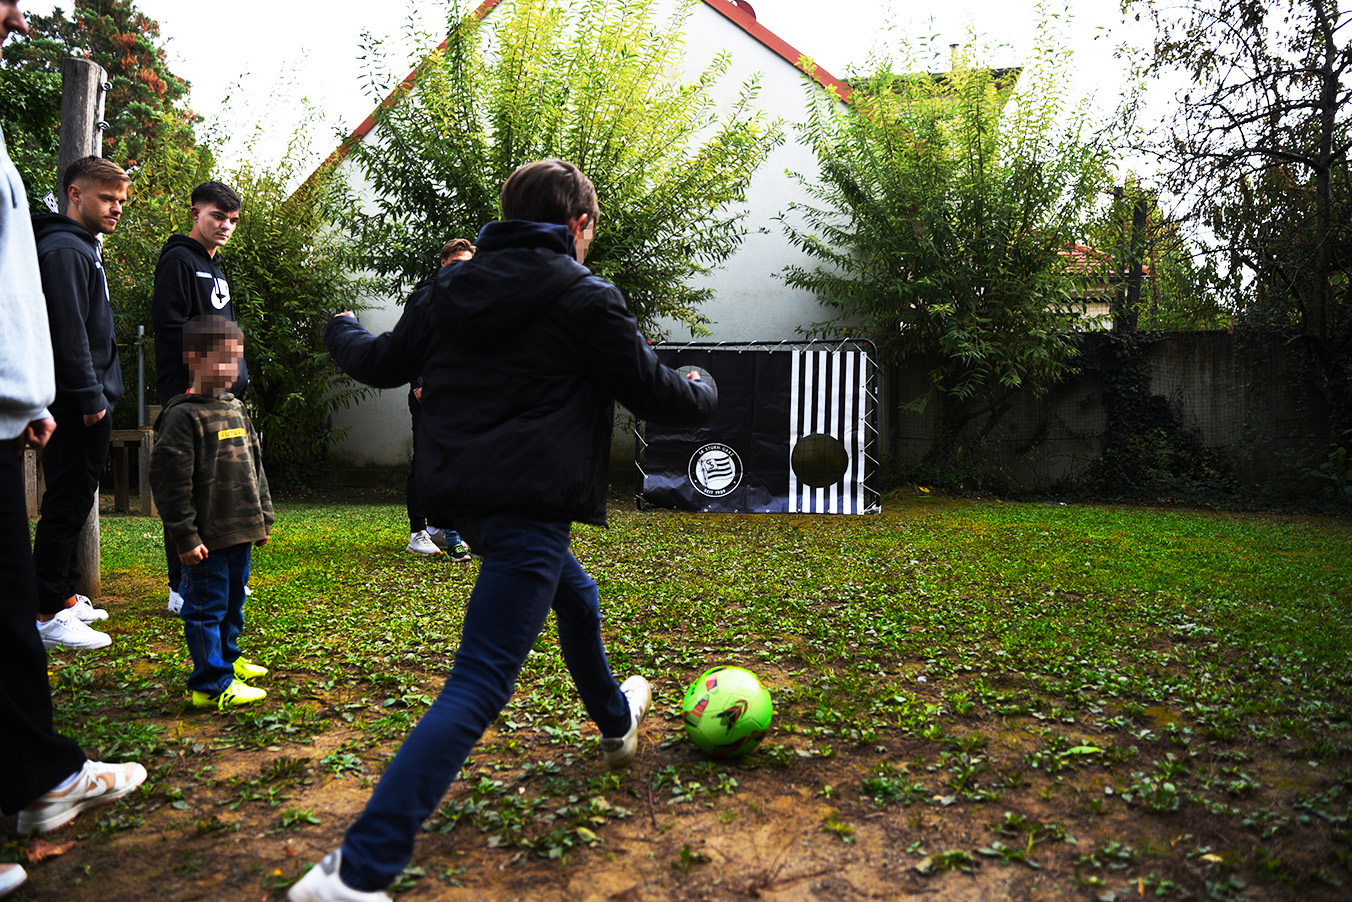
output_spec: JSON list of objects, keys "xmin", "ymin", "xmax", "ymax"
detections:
[
  {"xmin": 152, "ymin": 181, "xmax": 248, "ymax": 613},
  {"xmin": 293, "ymin": 159, "xmax": 716, "ymax": 902},
  {"xmin": 30, "ymin": 156, "xmax": 128, "ymax": 652}
]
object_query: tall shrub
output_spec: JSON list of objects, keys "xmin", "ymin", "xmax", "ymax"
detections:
[
  {"xmin": 104, "ymin": 120, "xmax": 374, "ymax": 486},
  {"xmin": 783, "ymin": 19, "xmax": 1126, "ymax": 478},
  {"xmin": 345, "ymin": 0, "xmax": 782, "ymax": 335}
]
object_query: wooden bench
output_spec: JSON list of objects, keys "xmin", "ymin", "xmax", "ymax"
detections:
[
  {"xmin": 24, "ymin": 405, "xmax": 161, "ymax": 517},
  {"xmin": 109, "ymin": 427, "xmax": 157, "ymax": 516}
]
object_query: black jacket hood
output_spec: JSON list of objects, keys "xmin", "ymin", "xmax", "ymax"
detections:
[
  {"xmin": 433, "ymin": 220, "xmax": 589, "ymax": 344},
  {"xmin": 31, "ymin": 212, "xmax": 96, "ymax": 246},
  {"xmin": 157, "ymin": 233, "xmax": 217, "ymax": 265}
]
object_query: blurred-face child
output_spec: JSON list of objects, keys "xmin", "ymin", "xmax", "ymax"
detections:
[{"xmin": 183, "ymin": 317, "xmax": 244, "ymax": 398}]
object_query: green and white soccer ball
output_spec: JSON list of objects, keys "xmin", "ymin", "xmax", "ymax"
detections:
[{"xmin": 682, "ymin": 666, "xmax": 773, "ymax": 758}]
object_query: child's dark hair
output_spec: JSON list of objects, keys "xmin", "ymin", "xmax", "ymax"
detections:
[{"xmin": 183, "ymin": 315, "xmax": 243, "ymax": 358}]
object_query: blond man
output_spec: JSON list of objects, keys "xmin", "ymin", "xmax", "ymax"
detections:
[{"xmin": 31, "ymin": 155, "xmax": 129, "ymax": 650}]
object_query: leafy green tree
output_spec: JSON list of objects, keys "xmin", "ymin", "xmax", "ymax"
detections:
[
  {"xmin": 343, "ymin": 0, "xmax": 782, "ymax": 335},
  {"xmin": 100, "ymin": 115, "xmax": 374, "ymax": 486},
  {"xmin": 1126, "ymin": 0, "xmax": 1351, "ymax": 496},
  {"xmin": 225, "ymin": 154, "xmax": 377, "ymax": 487},
  {"xmin": 1126, "ymin": 0, "xmax": 1348, "ymax": 341},
  {"xmin": 1084, "ymin": 183, "xmax": 1229, "ymax": 331},
  {"xmin": 1, "ymin": 0, "xmax": 196, "ymax": 202},
  {"xmin": 783, "ymin": 26, "xmax": 1124, "ymax": 474},
  {"xmin": 0, "ymin": 64, "xmax": 61, "ymax": 206}
]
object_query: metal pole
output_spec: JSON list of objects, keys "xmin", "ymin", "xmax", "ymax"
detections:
[{"xmin": 137, "ymin": 324, "xmax": 145, "ymax": 427}]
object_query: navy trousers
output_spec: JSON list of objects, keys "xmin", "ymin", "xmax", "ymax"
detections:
[
  {"xmin": 32, "ymin": 411, "xmax": 110, "ymax": 614},
  {"xmin": 180, "ymin": 542, "xmax": 251, "ymax": 694},
  {"xmin": 339, "ymin": 515, "xmax": 631, "ymax": 890}
]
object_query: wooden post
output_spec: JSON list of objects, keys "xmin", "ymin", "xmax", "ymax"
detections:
[
  {"xmin": 56, "ymin": 57, "xmax": 107, "ymax": 210},
  {"xmin": 23, "ymin": 448, "xmax": 41, "ymax": 518},
  {"xmin": 1122, "ymin": 197, "xmax": 1147, "ymax": 334},
  {"xmin": 139, "ymin": 428, "xmax": 157, "ymax": 517},
  {"xmin": 57, "ymin": 56, "xmax": 108, "ymax": 600},
  {"xmin": 75, "ymin": 497, "xmax": 100, "ymax": 599}
]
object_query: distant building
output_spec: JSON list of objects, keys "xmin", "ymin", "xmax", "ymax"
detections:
[{"xmin": 1059, "ymin": 241, "xmax": 1151, "ymax": 330}]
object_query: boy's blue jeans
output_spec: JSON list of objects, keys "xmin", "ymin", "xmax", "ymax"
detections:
[
  {"xmin": 339, "ymin": 515, "xmax": 632, "ymax": 891},
  {"xmin": 180, "ymin": 542, "xmax": 251, "ymax": 694}
]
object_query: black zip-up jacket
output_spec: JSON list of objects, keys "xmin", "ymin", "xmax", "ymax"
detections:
[
  {"xmin": 31, "ymin": 212, "xmax": 123, "ymax": 419},
  {"xmin": 152, "ymin": 234, "xmax": 248, "ymax": 403},
  {"xmin": 325, "ymin": 220, "xmax": 717, "ymax": 526}
]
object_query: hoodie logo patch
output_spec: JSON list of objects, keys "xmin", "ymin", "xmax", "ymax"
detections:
[
  {"xmin": 217, "ymin": 427, "xmax": 246, "ymax": 441},
  {"xmin": 212, "ymin": 278, "xmax": 230, "ymax": 309}
]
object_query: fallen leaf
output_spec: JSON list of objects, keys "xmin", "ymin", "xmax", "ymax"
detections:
[{"xmin": 26, "ymin": 839, "xmax": 76, "ymax": 864}]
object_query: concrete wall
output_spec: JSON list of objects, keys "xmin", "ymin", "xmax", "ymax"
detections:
[{"xmin": 885, "ymin": 331, "xmax": 1332, "ymax": 490}]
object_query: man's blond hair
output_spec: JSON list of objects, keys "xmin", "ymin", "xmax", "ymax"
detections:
[{"xmin": 62, "ymin": 155, "xmax": 129, "ymax": 193}]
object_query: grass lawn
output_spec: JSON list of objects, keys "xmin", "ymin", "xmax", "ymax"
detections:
[{"xmin": 5, "ymin": 493, "xmax": 1350, "ymax": 901}]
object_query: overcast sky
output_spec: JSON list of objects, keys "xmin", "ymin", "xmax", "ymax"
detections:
[{"xmin": 19, "ymin": 0, "xmax": 1151, "ymax": 171}]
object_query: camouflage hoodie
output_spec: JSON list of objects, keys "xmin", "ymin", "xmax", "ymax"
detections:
[{"xmin": 150, "ymin": 392, "xmax": 273, "ymax": 553}]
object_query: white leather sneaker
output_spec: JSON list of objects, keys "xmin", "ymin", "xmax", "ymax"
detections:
[
  {"xmin": 70, "ymin": 594, "xmax": 109, "ymax": 622},
  {"xmin": 289, "ymin": 851, "xmax": 392, "ymax": 902},
  {"xmin": 36, "ymin": 608, "xmax": 111, "ymax": 651},
  {"xmin": 601, "ymin": 675, "xmax": 652, "ymax": 769}
]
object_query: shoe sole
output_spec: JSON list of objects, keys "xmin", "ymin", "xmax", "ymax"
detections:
[
  {"xmin": 191, "ymin": 689, "xmax": 267, "ymax": 709},
  {"xmin": 18, "ymin": 764, "xmax": 148, "ymax": 834},
  {"xmin": 40, "ymin": 635, "xmax": 112, "ymax": 651}
]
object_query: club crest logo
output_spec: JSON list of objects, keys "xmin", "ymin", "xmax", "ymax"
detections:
[{"xmin": 688, "ymin": 443, "xmax": 742, "ymax": 497}]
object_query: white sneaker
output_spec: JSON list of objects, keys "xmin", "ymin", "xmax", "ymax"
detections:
[
  {"xmin": 70, "ymin": 594, "xmax": 108, "ymax": 622},
  {"xmin": 16, "ymin": 759, "xmax": 147, "ymax": 833},
  {"xmin": 289, "ymin": 850, "xmax": 392, "ymax": 902},
  {"xmin": 600, "ymin": 675, "xmax": 651, "ymax": 769},
  {"xmin": 0, "ymin": 863, "xmax": 27, "ymax": 898},
  {"xmin": 406, "ymin": 530, "xmax": 441, "ymax": 555},
  {"xmin": 36, "ymin": 609, "xmax": 111, "ymax": 651},
  {"xmin": 167, "ymin": 589, "xmax": 183, "ymax": 614}
]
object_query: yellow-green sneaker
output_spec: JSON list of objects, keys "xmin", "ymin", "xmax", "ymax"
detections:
[
  {"xmin": 233, "ymin": 658, "xmax": 269, "ymax": 681},
  {"xmin": 191, "ymin": 681, "xmax": 267, "ymax": 710}
]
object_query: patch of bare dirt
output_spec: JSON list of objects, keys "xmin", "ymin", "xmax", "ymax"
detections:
[{"xmin": 6, "ymin": 714, "xmax": 1349, "ymax": 902}]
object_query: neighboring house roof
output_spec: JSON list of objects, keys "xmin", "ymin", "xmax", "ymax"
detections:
[
  {"xmin": 702, "ymin": 0, "xmax": 853, "ymax": 100},
  {"xmin": 310, "ymin": 0, "xmax": 852, "ymax": 182},
  {"xmin": 1060, "ymin": 242, "xmax": 1151, "ymax": 281}
]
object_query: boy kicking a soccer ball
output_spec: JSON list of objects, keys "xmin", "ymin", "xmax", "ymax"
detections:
[
  {"xmin": 291, "ymin": 159, "xmax": 714, "ymax": 901},
  {"xmin": 150, "ymin": 316, "xmax": 273, "ymax": 710}
]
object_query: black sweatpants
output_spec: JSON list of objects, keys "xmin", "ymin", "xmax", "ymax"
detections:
[
  {"xmin": 32, "ymin": 411, "xmax": 110, "ymax": 614},
  {"xmin": 0, "ymin": 437, "xmax": 86, "ymax": 813}
]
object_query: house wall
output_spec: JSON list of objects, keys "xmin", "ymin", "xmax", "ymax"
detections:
[
  {"xmin": 666, "ymin": 3, "xmax": 838, "ymax": 342},
  {"xmin": 326, "ymin": 0, "xmax": 843, "ymax": 475}
]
